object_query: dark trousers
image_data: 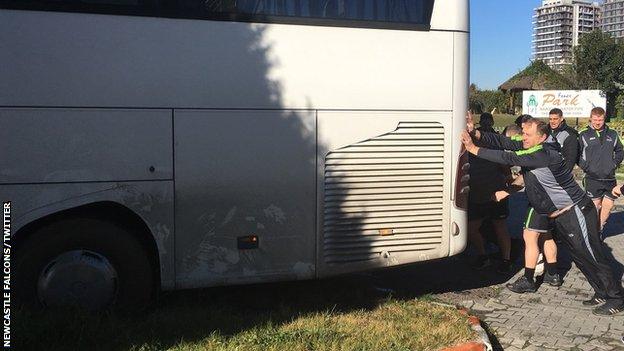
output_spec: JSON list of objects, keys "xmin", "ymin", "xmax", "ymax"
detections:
[{"xmin": 553, "ymin": 200, "xmax": 624, "ymax": 303}]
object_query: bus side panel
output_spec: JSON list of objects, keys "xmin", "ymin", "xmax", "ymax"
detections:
[
  {"xmin": 0, "ymin": 108, "xmax": 172, "ymax": 184},
  {"xmin": 174, "ymin": 109, "xmax": 316, "ymax": 288},
  {"xmin": 0, "ymin": 10, "xmax": 452, "ymax": 111},
  {"xmin": 0, "ymin": 107, "xmax": 175, "ymax": 289},
  {"xmin": 317, "ymin": 111, "xmax": 453, "ymax": 277}
]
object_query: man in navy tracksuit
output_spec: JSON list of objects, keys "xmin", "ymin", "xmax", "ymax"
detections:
[
  {"xmin": 578, "ymin": 107, "xmax": 624, "ymax": 231},
  {"xmin": 473, "ymin": 113, "xmax": 571, "ymax": 292},
  {"xmin": 461, "ymin": 119, "xmax": 624, "ymax": 316},
  {"xmin": 513, "ymin": 110, "xmax": 579, "ymax": 291}
]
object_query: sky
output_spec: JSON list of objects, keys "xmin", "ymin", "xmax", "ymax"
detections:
[{"xmin": 470, "ymin": 0, "xmax": 542, "ymax": 90}]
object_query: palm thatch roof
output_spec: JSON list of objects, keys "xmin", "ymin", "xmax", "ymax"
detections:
[{"xmin": 499, "ymin": 60, "xmax": 574, "ymax": 92}]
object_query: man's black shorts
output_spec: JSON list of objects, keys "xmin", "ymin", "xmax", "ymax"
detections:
[
  {"xmin": 524, "ymin": 207, "xmax": 551, "ymax": 233},
  {"xmin": 584, "ymin": 177, "xmax": 617, "ymax": 200},
  {"xmin": 468, "ymin": 199, "xmax": 509, "ymax": 221}
]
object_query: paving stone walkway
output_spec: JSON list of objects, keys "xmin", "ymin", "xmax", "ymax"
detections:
[
  {"xmin": 458, "ymin": 213, "xmax": 624, "ymax": 351},
  {"xmin": 366, "ymin": 209, "xmax": 624, "ymax": 351}
]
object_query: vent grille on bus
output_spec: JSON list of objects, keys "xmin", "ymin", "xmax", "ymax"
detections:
[{"xmin": 323, "ymin": 122, "xmax": 445, "ymax": 264}]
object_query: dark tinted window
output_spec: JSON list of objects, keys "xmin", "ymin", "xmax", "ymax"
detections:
[
  {"xmin": 1, "ymin": 0, "xmax": 435, "ymax": 29},
  {"xmin": 196, "ymin": 0, "xmax": 434, "ymax": 25}
]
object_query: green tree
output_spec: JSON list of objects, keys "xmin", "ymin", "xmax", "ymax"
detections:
[
  {"xmin": 469, "ymin": 83, "xmax": 484, "ymax": 113},
  {"xmin": 573, "ymin": 30, "xmax": 624, "ymax": 118},
  {"xmin": 616, "ymin": 92, "xmax": 624, "ymax": 119},
  {"xmin": 478, "ymin": 89, "xmax": 508, "ymax": 114},
  {"xmin": 469, "ymin": 84, "xmax": 508, "ymax": 114},
  {"xmin": 560, "ymin": 64, "xmax": 579, "ymax": 89}
]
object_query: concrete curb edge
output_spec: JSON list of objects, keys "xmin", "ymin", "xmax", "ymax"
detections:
[{"xmin": 440, "ymin": 307, "xmax": 493, "ymax": 351}]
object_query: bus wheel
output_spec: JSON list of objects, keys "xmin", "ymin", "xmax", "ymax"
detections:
[{"xmin": 15, "ymin": 218, "xmax": 154, "ymax": 312}]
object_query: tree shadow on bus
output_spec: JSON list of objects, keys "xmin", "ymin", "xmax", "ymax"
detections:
[
  {"xmin": 171, "ymin": 18, "xmax": 382, "ymax": 315},
  {"xmin": 171, "ymin": 22, "xmax": 323, "ymax": 287}
]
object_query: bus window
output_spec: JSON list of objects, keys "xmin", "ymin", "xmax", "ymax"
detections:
[{"xmin": 1, "ymin": 0, "xmax": 435, "ymax": 28}]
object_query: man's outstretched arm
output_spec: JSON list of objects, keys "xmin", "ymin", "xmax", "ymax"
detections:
[
  {"xmin": 465, "ymin": 112, "xmax": 523, "ymax": 151},
  {"xmin": 461, "ymin": 130, "xmax": 547, "ymax": 168}
]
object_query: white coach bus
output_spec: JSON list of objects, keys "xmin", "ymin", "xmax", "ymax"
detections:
[{"xmin": 0, "ymin": 0, "xmax": 469, "ymax": 310}]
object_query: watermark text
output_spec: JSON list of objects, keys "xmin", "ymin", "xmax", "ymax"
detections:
[{"xmin": 3, "ymin": 202, "xmax": 11, "ymax": 348}]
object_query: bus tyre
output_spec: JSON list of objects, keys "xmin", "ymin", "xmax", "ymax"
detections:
[{"xmin": 15, "ymin": 218, "xmax": 154, "ymax": 312}]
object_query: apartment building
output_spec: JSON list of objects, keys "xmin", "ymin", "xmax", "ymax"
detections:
[
  {"xmin": 603, "ymin": 0, "xmax": 624, "ymax": 40},
  {"xmin": 533, "ymin": 0, "xmax": 602, "ymax": 70}
]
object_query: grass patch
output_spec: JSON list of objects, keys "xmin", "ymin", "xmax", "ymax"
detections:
[
  {"xmin": 491, "ymin": 114, "xmax": 517, "ymax": 128},
  {"xmin": 15, "ymin": 279, "xmax": 474, "ymax": 351}
]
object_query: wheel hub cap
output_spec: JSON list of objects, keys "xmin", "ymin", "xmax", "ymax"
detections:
[{"xmin": 37, "ymin": 250, "xmax": 118, "ymax": 310}]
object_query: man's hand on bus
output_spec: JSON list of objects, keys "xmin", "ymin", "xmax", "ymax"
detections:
[
  {"xmin": 465, "ymin": 111, "xmax": 481, "ymax": 140},
  {"xmin": 460, "ymin": 130, "xmax": 479, "ymax": 155},
  {"xmin": 466, "ymin": 111, "xmax": 474, "ymax": 132}
]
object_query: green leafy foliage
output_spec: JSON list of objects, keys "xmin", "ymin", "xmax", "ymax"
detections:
[
  {"xmin": 617, "ymin": 92, "xmax": 624, "ymax": 119},
  {"xmin": 572, "ymin": 30, "xmax": 624, "ymax": 117},
  {"xmin": 470, "ymin": 84, "xmax": 509, "ymax": 114}
]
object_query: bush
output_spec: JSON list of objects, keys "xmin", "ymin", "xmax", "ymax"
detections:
[
  {"xmin": 469, "ymin": 85, "xmax": 509, "ymax": 114},
  {"xmin": 616, "ymin": 93, "xmax": 624, "ymax": 120}
]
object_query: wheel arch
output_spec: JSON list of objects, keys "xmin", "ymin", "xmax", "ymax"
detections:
[{"xmin": 14, "ymin": 201, "xmax": 162, "ymax": 293}]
